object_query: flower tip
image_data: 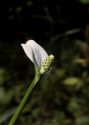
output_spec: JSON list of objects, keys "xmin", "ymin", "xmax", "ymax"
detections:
[
  {"xmin": 21, "ymin": 43, "xmax": 24, "ymax": 47},
  {"xmin": 49, "ymin": 54, "xmax": 54, "ymax": 59},
  {"xmin": 26, "ymin": 40, "xmax": 35, "ymax": 44}
]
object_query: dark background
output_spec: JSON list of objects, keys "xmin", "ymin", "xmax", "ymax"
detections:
[{"xmin": 0, "ymin": 0, "xmax": 89, "ymax": 125}]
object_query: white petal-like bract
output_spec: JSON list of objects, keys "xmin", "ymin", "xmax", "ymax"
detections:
[{"xmin": 21, "ymin": 40, "xmax": 48, "ymax": 69}]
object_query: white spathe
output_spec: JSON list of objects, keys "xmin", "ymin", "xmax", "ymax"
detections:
[{"xmin": 21, "ymin": 40, "xmax": 48, "ymax": 69}]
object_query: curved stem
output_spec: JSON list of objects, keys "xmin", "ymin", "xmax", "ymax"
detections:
[{"xmin": 8, "ymin": 73, "xmax": 40, "ymax": 125}]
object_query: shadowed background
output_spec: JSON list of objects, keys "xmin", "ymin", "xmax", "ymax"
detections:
[{"xmin": 0, "ymin": 0, "xmax": 89, "ymax": 125}]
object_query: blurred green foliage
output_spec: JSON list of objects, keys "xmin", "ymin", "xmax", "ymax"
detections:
[
  {"xmin": 79, "ymin": 0, "xmax": 89, "ymax": 4},
  {"xmin": 0, "ymin": 0, "xmax": 89, "ymax": 125}
]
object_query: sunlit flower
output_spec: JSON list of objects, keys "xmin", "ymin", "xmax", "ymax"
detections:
[{"xmin": 21, "ymin": 40, "xmax": 54, "ymax": 74}]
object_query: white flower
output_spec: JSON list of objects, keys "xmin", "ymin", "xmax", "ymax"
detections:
[{"xmin": 21, "ymin": 40, "xmax": 54, "ymax": 74}]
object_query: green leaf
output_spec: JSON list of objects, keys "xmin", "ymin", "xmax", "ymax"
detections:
[
  {"xmin": 0, "ymin": 88, "xmax": 14, "ymax": 105},
  {"xmin": 63, "ymin": 77, "xmax": 83, "ymax": 86},
  {"xmin": 0, "ymin": 107, "xmax": 16, "ymax": 124}
]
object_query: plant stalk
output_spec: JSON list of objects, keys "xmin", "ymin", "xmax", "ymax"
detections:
[{"xmin": 8, "ymin": 73, "xmax": 40, "ymax": 125}]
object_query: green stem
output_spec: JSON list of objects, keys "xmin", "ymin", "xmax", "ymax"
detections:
[{"xmin": 8, "ymin": 73, "xmax": 40, "ymax": 125}]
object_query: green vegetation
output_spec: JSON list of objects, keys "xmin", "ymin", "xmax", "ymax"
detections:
[{"xmin": 0, "ymin": 0, "xmax": 89, "ymax": 124}]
